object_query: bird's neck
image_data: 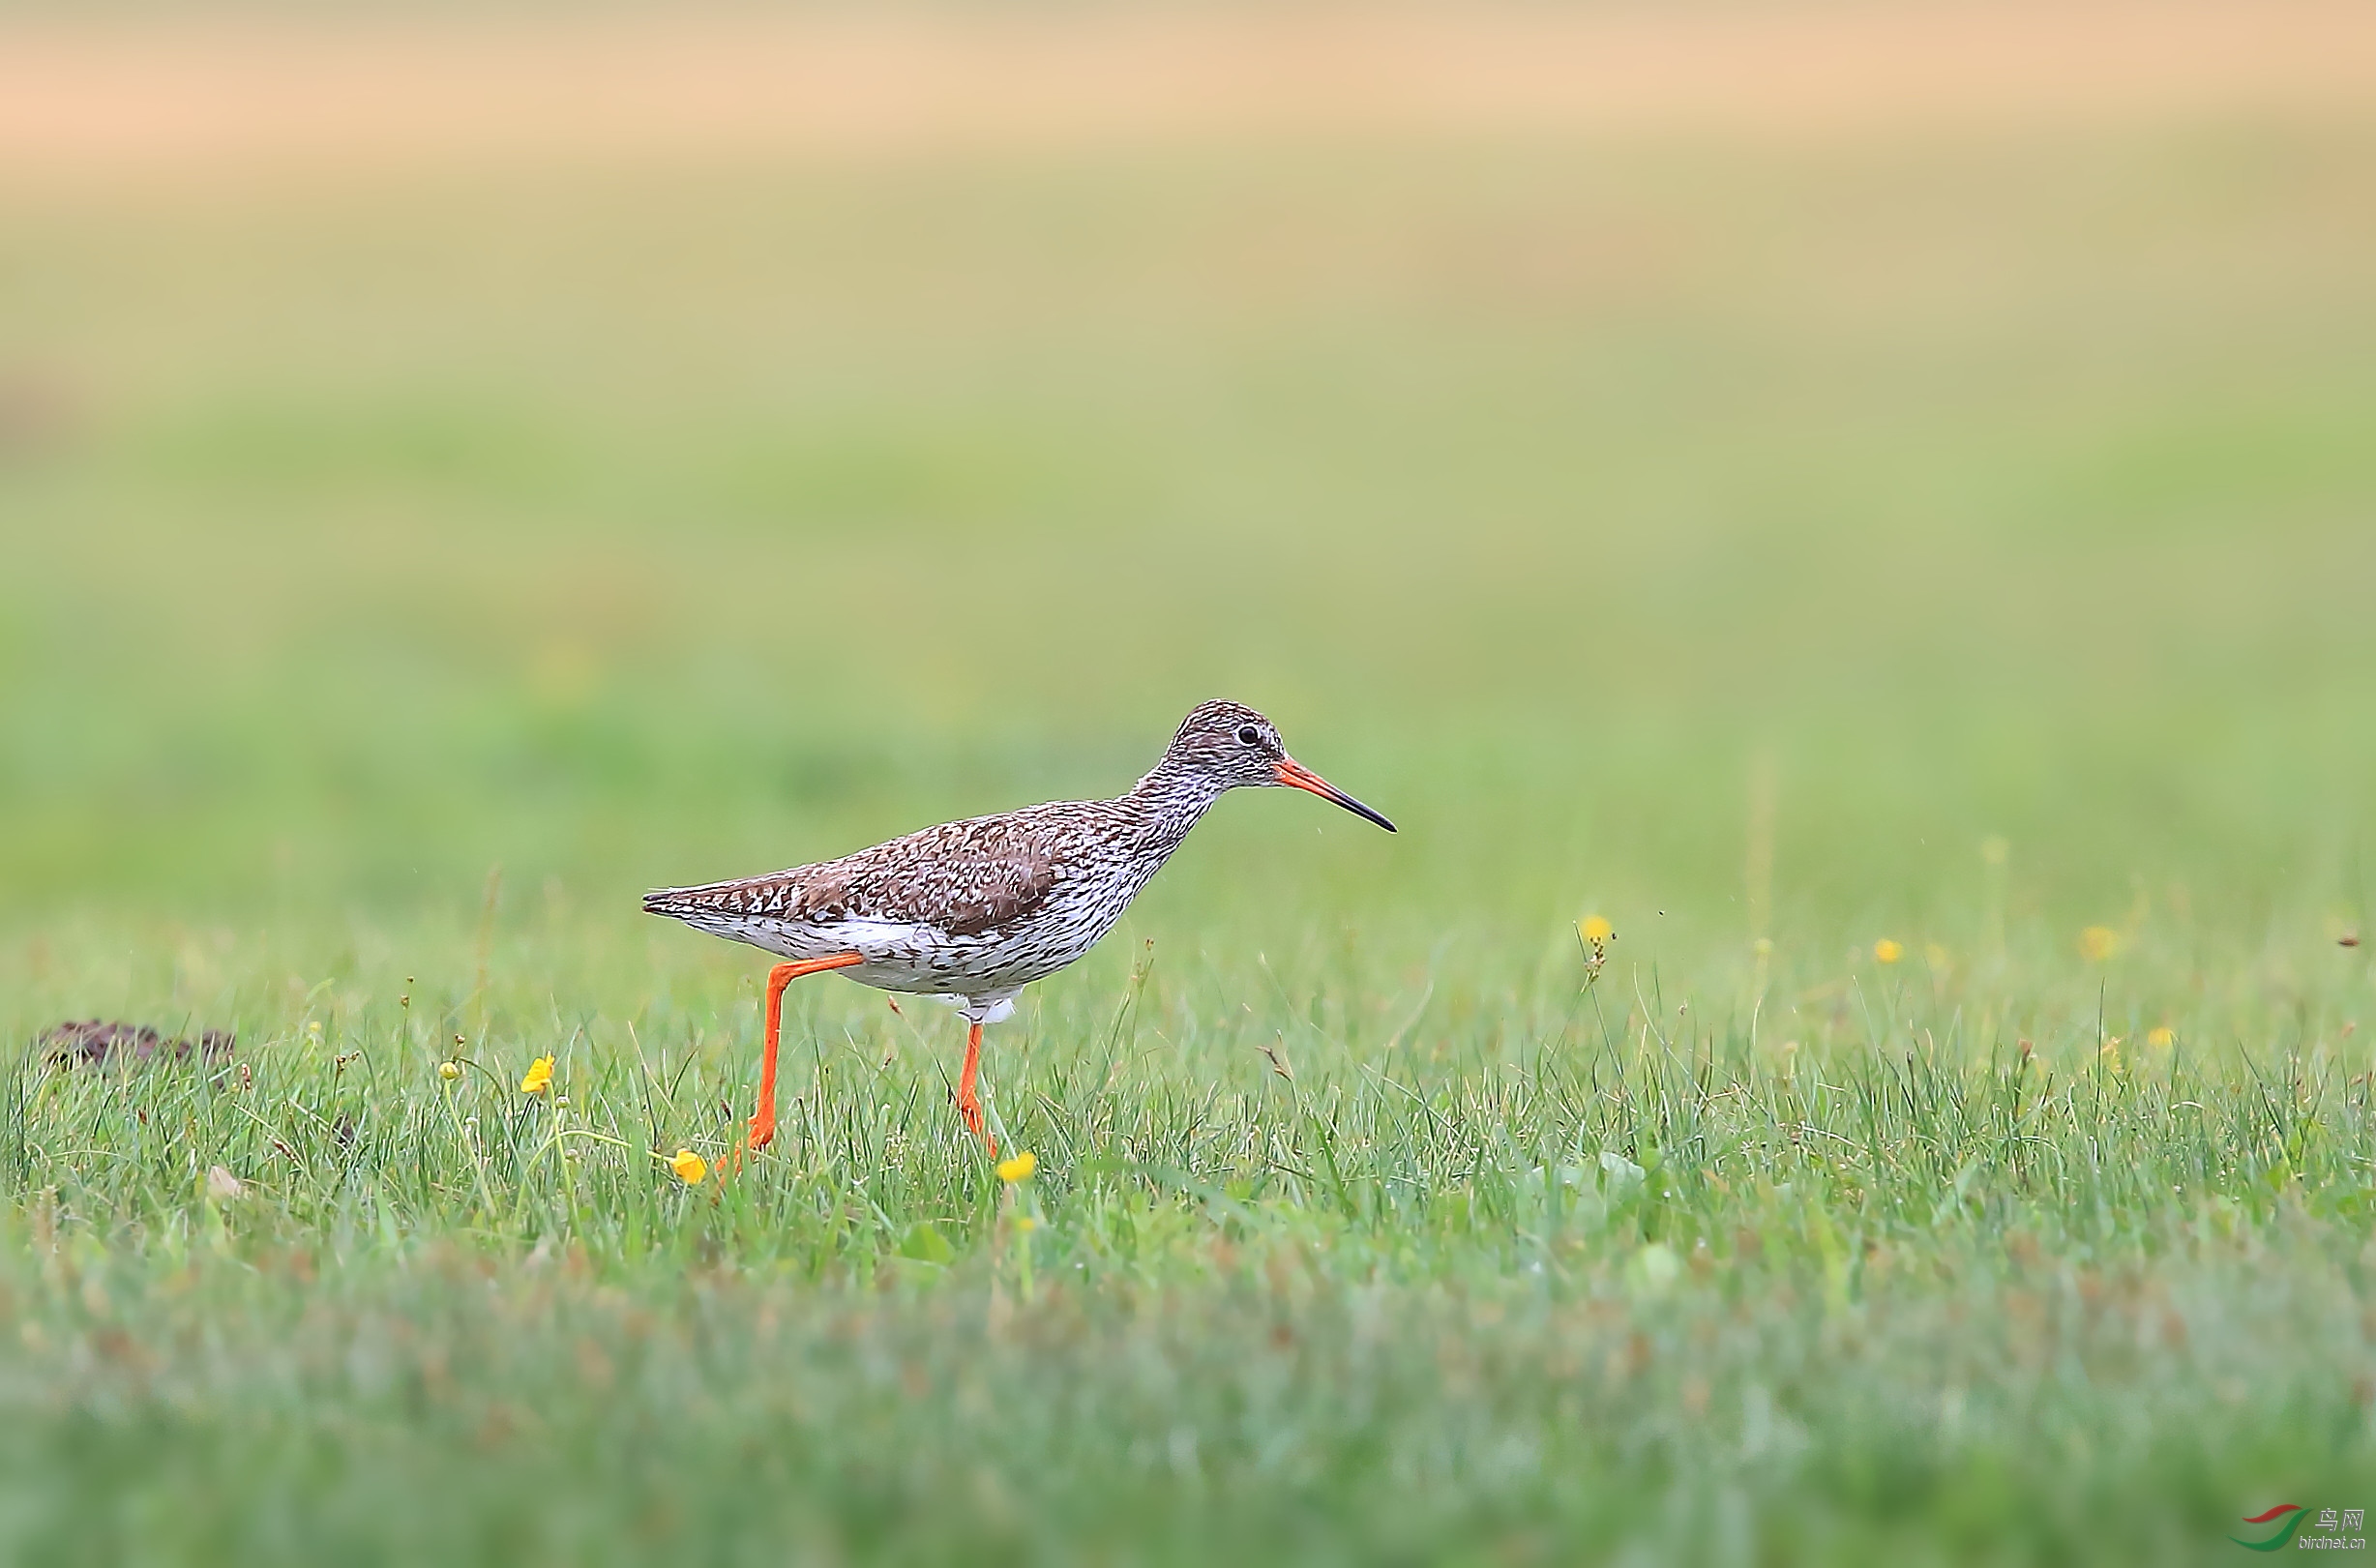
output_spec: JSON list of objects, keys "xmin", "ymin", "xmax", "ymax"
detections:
[{"xmin": 1124, "ymin": 757, "xmax": 1227, "ymax": 849}]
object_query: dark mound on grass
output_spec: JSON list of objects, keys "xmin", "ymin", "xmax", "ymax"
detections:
[{"xmin": 39, "ymin": 1020, "xmax": 234, "ymax": 1068}]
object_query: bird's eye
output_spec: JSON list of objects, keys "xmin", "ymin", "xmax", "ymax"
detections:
[{"xmin": 1236, "ymin": 725, "xmax": 1262, "ymax": 747}]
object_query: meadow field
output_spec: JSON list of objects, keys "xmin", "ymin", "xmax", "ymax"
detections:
[{"xmin": 4, "ymin": 8, "xmax": 2376, "ymax": 1563}]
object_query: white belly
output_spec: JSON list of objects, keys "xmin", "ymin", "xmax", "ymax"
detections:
[{"xmin": 687, "ymin": 910, "xmax": 1023, "ymax": 1013}]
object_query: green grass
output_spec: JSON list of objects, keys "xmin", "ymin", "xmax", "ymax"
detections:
[{"xmin": 4, "ymin": 117, "xmax": 2376, "ymax": 1564}]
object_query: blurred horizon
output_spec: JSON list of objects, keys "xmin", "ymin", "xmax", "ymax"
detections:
[{"xmin": 3, "ymin": 2, "xmax": 2372, "ymax": 178}]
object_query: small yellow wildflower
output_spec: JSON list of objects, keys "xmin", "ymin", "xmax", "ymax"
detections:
[
  {"xmin": 1580, "ymin": 915, "xmax": 1615, "ymax": 944},
  {"xmin": 1925, "ymin": 943, "xmax": 1950, "ymax": 970},
  {"xmin": 520, "ymin": 1055, "xmax": 554, "ymax": 1094},
  {"xmin": 438, "ymin": 1060, "xmax": 462, "ymax": 1080},
  {"xmin": 1015, "ymin": 1215, "xmax": 1038, "ymax": 1233},
  {"xmin": 2147, "ymin": 1025, "xmax": 2175, "ymax": 1049},
  {"xmin": 2079, "ymin": 926, "xmax": 2120, "ymax": 962},
  {"xmin": 995, "ymin": 1150, "xmax": 1037, "ymax": 1183},
  {"xmin": 669, "ymin": 1148, "xmax": 708, "ymax": 1185},
  {"xmin": 1873, "ymin": 939, "xmax": 1903, "ymax": 964}
]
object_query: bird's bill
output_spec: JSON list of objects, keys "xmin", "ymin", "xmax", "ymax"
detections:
[{"xmin": 1275, "ymin": 758, "xmax": 1397, "ymax": 833}]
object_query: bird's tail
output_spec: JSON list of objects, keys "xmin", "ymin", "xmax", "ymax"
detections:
[
  {"xmin": 641, "ymin": 876, "xmax": 779, "ymax": 925},
  {"xmin": 639, "ymin": 884, "xmax": 744, "ymax": 945}
]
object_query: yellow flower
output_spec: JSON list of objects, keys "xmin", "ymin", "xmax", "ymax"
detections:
[
  {"xmin": 520, "ymin": 1055, "xmax": 554, "ymax": 1094},
  {"xmin": 1015, "ymin": 1215, "xmax": 1038, "ymax": 1232},
  {"xmin": 1873, "ymin": 939, "xmax": 1903, "ymax": 964},
  {"xmin": 1580, "ymin": 915, "xmax": 1615, "ymax": 944},
  {"xmin": 995, "ymin": 1150, "xmax": 1037, "ymax": 1183},
  {"xmin": 1925, "ymin": 943, "xmax": 1950, "ymax": 970},
  {"xmin": 669, "ymin": 1148, "xmax": 708, "ymax": 1185},
  {"xmin": 438, "ymin": 1060, "xmax": 462, "ymax": 1080},
  {"xmin": 2147, "ymin": 1025, "xmax": 2175, "ymax": 1049},
  {"xmin": 2079, "ymin": 926, "xmax": 2120, "ymax": 962}
]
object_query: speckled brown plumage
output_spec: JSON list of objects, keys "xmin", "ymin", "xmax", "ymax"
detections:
[
  {"xmin": 664, "ymin": 815, "xmax": 1058, "ymax": 939},
  {"xmin": 643, "ymin": 698, "xmax": 1394, "ymax": 1156}
]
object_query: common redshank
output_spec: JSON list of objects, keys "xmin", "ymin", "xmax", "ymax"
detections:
[{"xmin": 642, "ymin": 699, "xmax": 1393, "ymax": 1159}]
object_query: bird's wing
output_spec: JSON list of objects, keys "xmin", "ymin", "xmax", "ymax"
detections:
[
  {"xmin": 645, "ymin": 813, "xmax": 1062, "ymax": 938},
  {"xmin": 812, "ymin": 817, "xmax": 1060, "ymax": 936}
]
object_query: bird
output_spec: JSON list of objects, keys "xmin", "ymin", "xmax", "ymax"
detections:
[{"xmin": 641, "ymin": 699, "xmax": 1394, "ymax": 1160}]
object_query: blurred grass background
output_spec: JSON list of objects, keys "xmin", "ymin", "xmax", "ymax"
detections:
[
  {"xmin": 3, "ymin": 4, "xmax": 2376, "ymax": 1561},
  {"xmin": 3, "ymin": 13, "xmax": 2372, "ymax": 941},
  {"xmin": 13, "ymin": 133, "xmax": 2376, "ymax": 935}
]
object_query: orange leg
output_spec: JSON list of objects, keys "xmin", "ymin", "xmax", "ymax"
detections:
[
  {"xmin": 739, "ymin": 953, "xmax": 863, "ymax": 1162},
  {"xmin": 956, "ymin": 1021, "xmax": 996, "ymax": 1158}
]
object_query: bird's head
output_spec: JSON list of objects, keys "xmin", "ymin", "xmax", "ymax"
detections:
[{"xmin": 1160, "ymin": 699, "xmax": 1395, "ymax": 832}]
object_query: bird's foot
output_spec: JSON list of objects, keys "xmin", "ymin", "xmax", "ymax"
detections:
[
  {"xmin": 957, "ymin": 1093, "xmax": 996, "ymax": 1159},
  {"xmin": 717, "ymin": 1112, "xmax": 774, "ymax": 1182}
]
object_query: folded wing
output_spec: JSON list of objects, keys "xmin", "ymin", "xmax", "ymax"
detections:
[{"xmin": 643, "ymin": 815, "xmax": 1060, "ymax": 940}]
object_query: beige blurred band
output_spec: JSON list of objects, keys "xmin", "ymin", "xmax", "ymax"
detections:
[{"xmin": 1, "ymin": 2, "xmax": 2371, "ymax": 185}]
